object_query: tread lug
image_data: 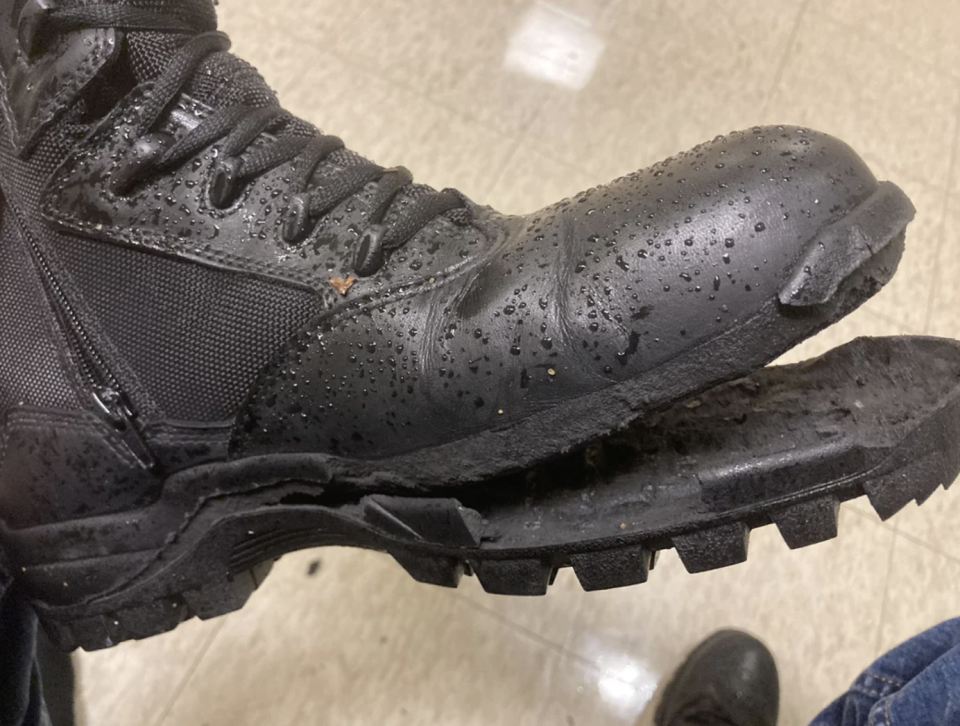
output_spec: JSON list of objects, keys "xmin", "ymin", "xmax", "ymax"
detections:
[
  {"xmin": 472, "ymin": 558, "xmax": 552, "ymax": 596},
  {"xmin": 392, "ymin": 551, "xmax": 464, "ymax": 588},
  {"xmin": 771, "ymin": 497, "xmax": 840, "ymax": 549},
  {"xmin": 865, "ymin": 453, "xmax": 950, "ymax": 520},
  {"xmin": 571, "ymin": 544, "xmax": 653, "ymax": 591},
  {"xmin": 673, "ymin": 522, "xmax": 749, "ymax": 574},
  {"xmin": 180, "ymin": 567, "xmax": 265, "ymax": 621}
]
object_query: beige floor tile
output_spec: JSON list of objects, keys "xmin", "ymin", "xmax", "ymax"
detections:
[
  {"xmin": 220, "ymin": 12, "xmax": 516, "ymax": 202},
  {"xmin": 75, "ymin": 616, "xmax": 223, "ymax": 726},
  {"xmin": 928, "ymin": 204, "xmax": 960, "ymax": 340},
  {"xmin": 320, "ymin": 0, "xmax": 555, "ymax": 136},
  {"xmin": 894, "ymin": 483, "xmax": 960, "ymax": 563},
  {"xmin": 540, "ymin": 510, "xmax": 894, "ymax": 726},
  {"xmin": 218, "ymin": 0, "xmax": 368, "ymax": 47},
  {"xmin": 526, "ymin": 0, "xmax": 801, "ymax": 182},
  {"xmin": 808, "ymin": 0, "xmax": 960, "ymax": 75},
  {"xmin": 483, "ymin": 144, "xmax": 603, "ymax": 215},
  {"xmin": 159, "ymin": 548, "xmax": 557, "ymax": 726},
  {"xmin": 901, "ymin": 202, "xmax": 960, "ymax": 556},
  {"xmin": 453, "ymin": 567, "xmax": 584, "ymax": 645},
  {"xmin": 764, "ymin": 15, "xmax": 960, "ymax": 190},
  {"xmin": 878, "ymin": 534, "xmax": 960, "ymax": 653}
]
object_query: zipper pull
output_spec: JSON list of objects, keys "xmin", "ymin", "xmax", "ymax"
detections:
[{"xmin": 92, "ymin": 387, "xmax": 158, "ymax": 471}]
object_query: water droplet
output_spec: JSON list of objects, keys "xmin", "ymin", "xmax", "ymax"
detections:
[
  {"xmin": 724, "ymin": 238, "xmax": 735, "ymax": 248},
  {"xmin": 754, "ymin": 222, "xmax": 766, "ymax": 233}
]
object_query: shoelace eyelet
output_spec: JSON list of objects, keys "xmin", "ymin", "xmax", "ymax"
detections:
[
  {"xmin": 17, "ymin": 0, "xmax": 57, "ymax": 57},
  {"xmin": 210, "ymin": 157, "xmax": 243, "ymax": 209},
  {"xmin": 110, "ymin": 132, "xmax": 173, "ymax": 196},
  {"xmin": 281, "ymin": 193, "xmax": 311, "ymax": 245},
  {"xmin": 353, "ymin": 224, "xmax": 386, "ymax": 277}
]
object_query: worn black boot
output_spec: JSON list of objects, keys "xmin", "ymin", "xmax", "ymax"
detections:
[
  {"xmin": 2, "ymin": 0, "xmax": 950, "ymax": 652},
  {"xmin": 654, "ymin": 630, "xmax": 779, "ymax": 726}
]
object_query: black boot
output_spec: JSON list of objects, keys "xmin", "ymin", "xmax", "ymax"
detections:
[
  {"xmin": 0, "ymin": 0, "xmax": 925, "ymax": 651},
  {"xmin": 655, "ymin": 630, "xmax": 779, "ymax": 726}
]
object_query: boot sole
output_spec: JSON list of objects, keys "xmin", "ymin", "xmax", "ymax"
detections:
[{"xmin": 11, "ymin": 334, "xmax": 960, "ymax": 651}]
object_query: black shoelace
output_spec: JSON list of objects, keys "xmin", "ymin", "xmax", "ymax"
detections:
[{"xmin": 24, "ymin": 2, "xmax": 469, "ymax": 277}]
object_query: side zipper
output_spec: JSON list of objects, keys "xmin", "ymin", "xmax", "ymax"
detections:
[{"xmin": 24, "ymin": 232, "xmax": 157, "ymax": 470}]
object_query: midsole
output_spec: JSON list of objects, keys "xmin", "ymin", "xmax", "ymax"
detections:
[{"xmin": 8, "ymin": 335, "xmax": 960, "ymax": 606}]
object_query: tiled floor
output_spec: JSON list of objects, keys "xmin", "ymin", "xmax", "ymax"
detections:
[{"xmin": 75, "ymin": 1, "xmax": 960, "ymax": 724}]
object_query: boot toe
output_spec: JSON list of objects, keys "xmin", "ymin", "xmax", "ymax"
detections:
[{"xmin": 537, "ymin": 125, "xmax": 882, "ymax": 378}]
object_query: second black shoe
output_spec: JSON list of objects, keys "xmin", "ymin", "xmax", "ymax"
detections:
[
  {"xmin": 654, "ymin": 630, "xmax": 779, "ymax": 726},
  {"xmin": 0, "ymin": 0, "xmax": 932, "ymax": 650}
]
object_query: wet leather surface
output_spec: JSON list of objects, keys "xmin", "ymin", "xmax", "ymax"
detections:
[
  {"xmin": 233, "ymin": 127, "xmax": 879, "ymax": 459},
  {"xmin": 1, "ymin": 29, "xmax": 118, "ymax": 153}
]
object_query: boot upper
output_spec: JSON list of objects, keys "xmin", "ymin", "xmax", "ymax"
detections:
[{"xmin": 0, "ymin": 0, "xmax": 880, "ymax": 477}]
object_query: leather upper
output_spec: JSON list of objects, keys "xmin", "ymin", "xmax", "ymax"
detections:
[
  {"xmin": 0, "ymin": 2, "xmax": 880, "ymax": 465},
  {"xmin": 656, "ymin": 630, "xmax": 780, "ymax": 726},
  {"xmin": 236, "ymin": 127, "xmax": 879, "ymax": 460}
]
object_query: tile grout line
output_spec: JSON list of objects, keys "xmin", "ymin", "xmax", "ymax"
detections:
[
  {"xmin": 846, "ymin": 501, "xmax": 960, "ymax": 569},
  {"xmin": 759, "ymin": 0, "xmax": 809, "ymax": 118},
  {"xmin": 812, "ymin": 12, "xmax": 960, "ymax": 83},
  {"xmin": 892, "ymin": 526, "xmax": 960, "ymax": 569},
  {"xmin": 531, "ymin": 640, "xmax": 565, "ymax": 726},
  {"xmin": 318, "ymin": 42, "xmax": 552, "ymax": 143},
  {"xmin": 532, "ymin": 585, "xmax": 592, "ymax": 726},
  {"xmin": 852, "ymin": 305, "xmax": 911, "ymax": 333},
  {"xmin": 922, "ymin": 78, "xmax": 960, "ymax": 335},
  {"xmin": 149, "ymin": 619, "xmax": 228, "ymax": 726},
  {"xmin": 452, "ymin": 591, "xmax": 614, "ymax": 678},
  {"xmin": 872, "ymin": 531, "xmax": 899, "ymax": 656},
  {"xmin": 451, "ymin": 593, "xmax": 573, "ymax": 657},
  {"xmin": 843, "ymin": 504, "xmax": 897, "ymax": 532}
]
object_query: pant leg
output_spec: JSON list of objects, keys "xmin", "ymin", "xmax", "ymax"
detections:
[
  {"xmin": 810, "ymin": 617, "xmax": 960, "ymax": 726},
  {"xmin": 0, "ymin": 574, "xmax": 49, "ymax": 726},
  {"xmin": 33, "ymin": 628, "xmax": 76, "ymax": 726}
]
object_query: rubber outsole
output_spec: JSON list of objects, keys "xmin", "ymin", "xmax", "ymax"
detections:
[{"xmin": 19, "ymin": 335, "xmax": 960, "ymax": 651}]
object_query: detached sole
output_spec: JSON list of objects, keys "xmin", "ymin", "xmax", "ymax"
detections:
[{"xmin": 17, "ymin": 335, "xmax": 960, "ymax": 651}]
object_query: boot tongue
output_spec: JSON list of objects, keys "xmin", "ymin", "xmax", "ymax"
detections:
[
  {"xmin": 127, "ymin": 31, "xmax": 280, "ymax": 110},
  {"xmin": 64, "ymin": 0, "xmax": 280, "ymax": 110}
]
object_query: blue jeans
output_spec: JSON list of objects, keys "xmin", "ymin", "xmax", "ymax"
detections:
[
  {"xmin": 810, "ymin": 617, "xmax": 960, "ymax": 726},
  {"xmin": 0, "ymin": 570, "xmax": 958, "ymax": 726}
]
